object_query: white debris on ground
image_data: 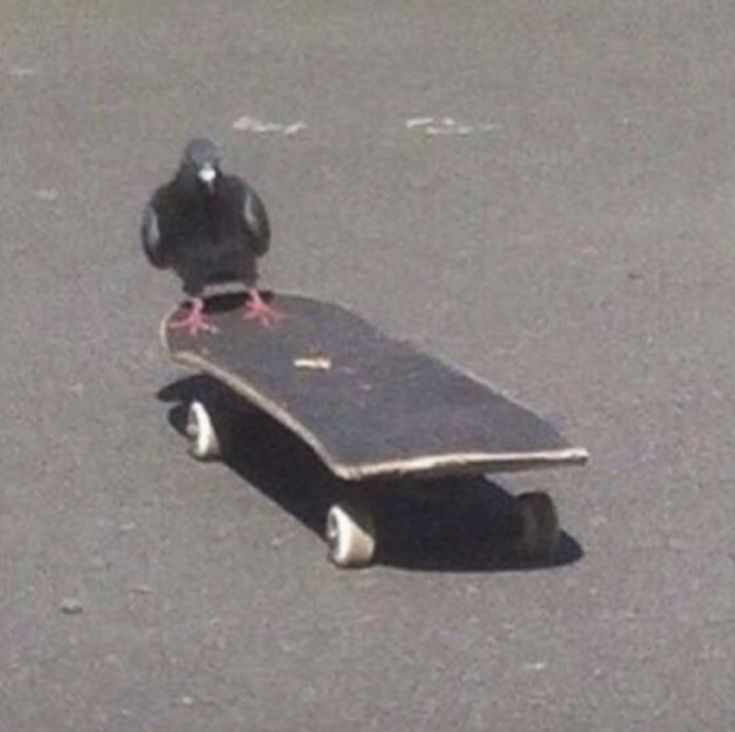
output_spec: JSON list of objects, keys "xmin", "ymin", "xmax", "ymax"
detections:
[
  {"xmin": 406, "ymin": 117, "xmax": 497, "ymax": 135},
  {"xmin": 523, "ymin": 661, "xmax": 549, "ymax": 672},
  {"xmin": 232, "ymin": 116, "xmax": 307, "ymax": 135},
  {"xmin": 8, "ymin": 65, "xmax": 37, "ymax": 77}
]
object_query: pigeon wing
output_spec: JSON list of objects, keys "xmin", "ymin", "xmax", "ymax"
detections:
[
  {"xmin": 141, "ymin": 201, "xmax": 168, "ymax": 268},
  {"xmin": 241, "ymin": 181, "xmax": 270, "ymax": 256}
]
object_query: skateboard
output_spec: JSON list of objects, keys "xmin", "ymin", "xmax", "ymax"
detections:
[{"xmin": 161, "ymin": 292, "xmax": 588, "ymax": 568}]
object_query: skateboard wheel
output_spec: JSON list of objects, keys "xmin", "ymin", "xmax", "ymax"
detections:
[
  {"xmin": 186, "ymin": 401, "xmax": 222, "ymax": 460},
  {"xmin": 325, "ymin": 501, "xmax": 376, "ymax": 568},
  {"xmin": 516, "ymin": 492, "xmax": 560, "ymax": 562}
]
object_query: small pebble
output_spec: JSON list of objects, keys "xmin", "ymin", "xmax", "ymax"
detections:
[{"xmin": 60, "ymin": 598, "xmax": 83, "ymax": 615}]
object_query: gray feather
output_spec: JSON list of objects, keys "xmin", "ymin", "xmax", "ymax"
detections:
[
  {"xmin": 242, "ymin": 185, "xmax": 270, "ymax": 256},
  {"xmin": 141, "ymin": 203, "xmax": 166, "ymax": 268}
]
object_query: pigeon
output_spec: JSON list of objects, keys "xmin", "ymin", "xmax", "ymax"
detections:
[{"xmin": 142, "ymin": 137, "xmax": 283, "ymax": 335}]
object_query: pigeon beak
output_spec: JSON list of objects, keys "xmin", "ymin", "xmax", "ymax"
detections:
[{"xmin": 197, "ymin": 164, "xmax": 217, "ymax": 192}]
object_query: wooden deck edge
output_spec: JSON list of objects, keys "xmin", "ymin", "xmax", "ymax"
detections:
[
  {"xmin": 329, "ymin": 447, "xmax": 589, "ymax": 481},
  {"xmin": 163, "ymin": 330, "xmax": 589, "ymax": 483}
]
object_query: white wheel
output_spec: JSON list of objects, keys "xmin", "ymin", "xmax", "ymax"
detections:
[
  {"xmin": 186, "ymin": 401, "xmax": 222, "ymax": 460},
  {"xmin": 326, "ymin": 501, "xmax": 376, "ymax": 568},
  {"xmin": 516, "ymin": 492, "xmax": 560, "ymax": 562}
]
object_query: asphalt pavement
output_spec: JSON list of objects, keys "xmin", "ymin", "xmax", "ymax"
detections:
[{"xmin": 1, "ymin": 1, "xmax": 733, "ymax": 730}]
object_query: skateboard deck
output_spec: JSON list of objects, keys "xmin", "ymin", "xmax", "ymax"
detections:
[{"xmin": 161, "ymin": 293, "xmax": 588, "ymax": 481}]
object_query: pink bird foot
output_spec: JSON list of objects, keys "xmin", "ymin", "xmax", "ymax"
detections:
[
  {"xmin": 168, "ymin": 298, "xmax": 218, "ymax": 336},
  {"xmin": 242, "ymin": 290, "xmax": 285, "ymax": 328}
]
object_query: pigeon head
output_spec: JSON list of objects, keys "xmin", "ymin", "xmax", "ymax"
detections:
[{"xmin": 180, "ymin": 138, "xmax": 222, "ymax": 194}]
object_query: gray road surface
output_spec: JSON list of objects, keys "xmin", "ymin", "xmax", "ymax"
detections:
[{"xmin": 1, "ymin": 1, "xmax": 733, "ymax": 730}]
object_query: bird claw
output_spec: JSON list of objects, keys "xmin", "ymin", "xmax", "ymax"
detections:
[
  {"xmin": 168, "ymin": 306, "xmax": 219, "ymax": 337},
  {"xmin": 242, "ymin": 292, "xmax": 285, "ymax": 328},
  {"xmin": 242, "ymin": 305, "xmax": 285, "ymax": 328}
]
